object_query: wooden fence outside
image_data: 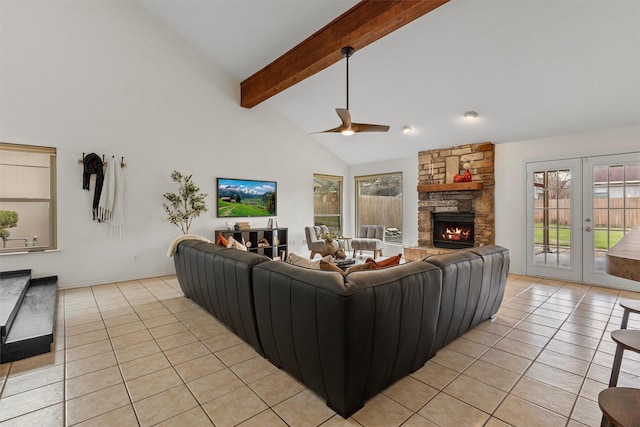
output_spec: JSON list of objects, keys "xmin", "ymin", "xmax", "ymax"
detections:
[
  {"xmin": 313, "ymin": 194, "xmax": 403, "ymax": 235},
  {"xmin": 534, "ymin": 198, "xmax": 640, "ymax": 227},
  {"xmin": 357, "ymin": 195, "xmax": 402, "ymax": 230},
  {"xmin": 313, "ymin": 193, "xmax": 340, "ymax": 215}
]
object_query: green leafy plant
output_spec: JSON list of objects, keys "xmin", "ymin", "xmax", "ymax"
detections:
[
  {"xmin": 0, "ymin": 210, "xmax": 18, "ymax": 242},
  {"xmin": 316, "ymin": 229, "xmax": 342, "ymax": 243},
  {"xmin": 163, "ymin": 171, "xmax": 208, "ymax": 234}
]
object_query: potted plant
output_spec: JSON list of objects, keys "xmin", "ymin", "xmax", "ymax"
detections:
[
  {"xmin": 316, "ymin": 229, "xmax": 341, "ymax": 257},
  {"xmin": 162, "ymin": 171, "xmax": 208, "ymax": 234},
  {"xmin": 0, "ymin": 210, "xmax": 18, "ymax": 248}
]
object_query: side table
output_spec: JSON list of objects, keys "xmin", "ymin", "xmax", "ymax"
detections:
[
  {"xmin": 599, "ymin": 387, "xmax": 640, "ymax": 427},
  {"xmin": 620, "ymin": 299, "xmax": 640, "ymax": 329}
]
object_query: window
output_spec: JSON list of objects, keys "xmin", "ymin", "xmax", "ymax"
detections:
[
  {"xmin": 313, "ymin": 174, "xmax": 342, "ymax": 234},
  {"xmin": 0, "ymin": 143, "xmax": 57, "ymax": 253},
  {"xmin": 355, "ymin": 172, "xmax": 403, "ymax": 244}
]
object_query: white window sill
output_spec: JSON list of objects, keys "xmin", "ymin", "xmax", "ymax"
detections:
[{"xmin": 0, "ymin": 248, "xmax": 61, "ymax": 256}]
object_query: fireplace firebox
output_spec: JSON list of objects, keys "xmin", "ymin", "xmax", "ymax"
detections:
[{"xmin": 432, "ymin": 212, "xmax": 475, "ymax": 249}]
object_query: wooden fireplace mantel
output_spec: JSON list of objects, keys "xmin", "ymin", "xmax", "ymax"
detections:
[{"xmin": 417, "ymin": 182, "xmax": 483, "ymax": 192}]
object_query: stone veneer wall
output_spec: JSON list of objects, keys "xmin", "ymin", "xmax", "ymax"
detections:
[{"xmin": 417, "ymin": 142, "xmax": 495, "ymax": 250}]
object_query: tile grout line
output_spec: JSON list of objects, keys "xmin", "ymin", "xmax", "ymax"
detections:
[
  {"xmin": 402, "ymin": 275, "xmax": 546, "ymax": 425},
  {"xmin": 98, "ymin": 283, "xmax": 144, "ymax": 427},
  {"xmin": 1, "ymin": 274, "xmax": 635, "ymax": 427},
  {"xmin": 563, "ymin": 291, "xmax": 617, "ymax": 426},
  {"xmin": 481, "ymin": 276, "xmax": 565, "ymax": 426},
  {"xmin": 494, "ymin": 280, "xmax": 618, "ymax": 426}
]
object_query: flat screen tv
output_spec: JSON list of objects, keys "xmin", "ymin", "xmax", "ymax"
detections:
[{"xmin": 217, "ymin": 178, "xmax": 277, "ymax": 217}]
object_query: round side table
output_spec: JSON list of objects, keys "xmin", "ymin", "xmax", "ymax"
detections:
[
  {"xmin": 599, "ymin": 387, "xmax": 640, "ymax": 427},
  {"xmin": 620, "ymin": 299, "xmax": 640, "ymax": 329}
]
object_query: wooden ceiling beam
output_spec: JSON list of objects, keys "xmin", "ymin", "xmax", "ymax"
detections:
[{"xmin": 240, "ymin": 0, "xmax": 449, "ymax": 108}]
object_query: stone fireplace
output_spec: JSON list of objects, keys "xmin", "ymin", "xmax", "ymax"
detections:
[{"xmin": 405, "ymin": 142, "xmax": 495, "ymax": 261}]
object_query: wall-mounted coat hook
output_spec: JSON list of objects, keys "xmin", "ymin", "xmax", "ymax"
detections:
[{"xmin": 78, "ymin": 153, "xmax": 126, "ymax": 167}]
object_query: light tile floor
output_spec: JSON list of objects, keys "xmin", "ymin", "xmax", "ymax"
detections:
[{"xmin": 1, "ymin": 273, "xmax": 639, "ymax": 426}]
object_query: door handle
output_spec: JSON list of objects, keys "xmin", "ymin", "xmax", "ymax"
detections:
[{"xmin": 585, "ymin": 227, "xmax": 592, "ymax": 232}]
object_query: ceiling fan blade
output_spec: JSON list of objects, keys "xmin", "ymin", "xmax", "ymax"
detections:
[
  {"xmin": 310, "ymin": 108, "xmax": 353, "ymax": 133},
  {"xmin": 311, "ymin": 47, "xmax": 390, "ymax": 136},
  {"xmin": 335, "ymin": 108, "xmax": 351, "ymax": 127},
  {"xmin": 310, "ymin": 126, "xmax": 343, "ymax": 134},
  {"xmin": 351, "ymin": 123, "xmax": 390, "ymax": 133}
]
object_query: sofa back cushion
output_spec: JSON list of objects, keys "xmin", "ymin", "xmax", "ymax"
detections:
[
  {"xmin": 466, "ymin": 245, "xmax": 510, "ymax": 325},
  {"xmin": 252, "ymin": 260, "xmax": 442, "ymax": 417},
  {"xmin": 173, "ymin": 240, "xmax": 270, "ymax": 355},
  {"xmin": 422, "ymin": 250, "xmax": 484, "ymax": 353},
  {"xmin": 422, "ymin": 245, "xmax": 510, "ymax": 354}
]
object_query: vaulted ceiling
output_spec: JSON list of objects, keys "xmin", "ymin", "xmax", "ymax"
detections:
[{"xmin": 136, "ymin": 0, "xmax": 640, "ymax": 165}]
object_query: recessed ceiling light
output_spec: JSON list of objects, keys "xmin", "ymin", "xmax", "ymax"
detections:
[
  {"xmin": 402, "ymin": 126, "xmax": 413, "ymax": 134},
  {"xmin": 464, "ymin": 111, "xmax": 479, "ymax": 119}
]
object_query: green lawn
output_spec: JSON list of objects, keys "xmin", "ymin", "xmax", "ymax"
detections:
[
  {"xmin": 218, "ymin": 199, "xmax": 272, "ymax": 217},
  {"xmin": 534, "ymin": 224, "xmax": 626, "ymax": 249}
]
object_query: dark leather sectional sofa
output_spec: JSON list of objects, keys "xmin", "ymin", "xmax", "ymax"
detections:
[{"xmin": 173, "ymin": 241, "xmax": 509, "ymax": 417}]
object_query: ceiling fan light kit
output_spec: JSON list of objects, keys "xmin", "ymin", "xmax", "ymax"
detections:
[{"xmin": 313, "ymin": 46, "xmax": 390, "ymax": 135}]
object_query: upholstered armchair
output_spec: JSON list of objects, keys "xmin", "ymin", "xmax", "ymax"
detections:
[
  {"xmin": 305, "ymin": 225, "xmax": 344, "ymax": 259},
  {"xmin": 351, "ymin": 225, "xmax": 384, "ymax": 259}
]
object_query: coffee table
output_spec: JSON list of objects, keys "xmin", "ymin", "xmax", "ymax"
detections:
[{"xmin": 334, "ymin": 258, "xmax": 357, "ymax": 271}]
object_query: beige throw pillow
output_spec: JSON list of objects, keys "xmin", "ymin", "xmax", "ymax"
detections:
[
  {"xmin": 319, "ymin": 260, "xmax": 372, "ymax": 276},
  {"xmin": 227, "ymin": 236, "xmax": 247, "ymax": 251},
  {"xmin": 288, "ymin": 253, "xmax": 332, "ymax": 269}
]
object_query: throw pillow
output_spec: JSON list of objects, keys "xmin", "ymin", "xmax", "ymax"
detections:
[
  {"xmin": 288, "ymin": 253, "xmax": 333, "ymax": 269},
  {"xmin": 344, "ymin": 262, "xmax": 373, "ymax": 275},
  {"xmin": 365, "ymin": 253, "xmax": 402, "ymax": 269},
  {"xmin": 216, "ymin": 233, "xmax": 229, "ymax": 247},
  {"xmin": 227, "ymin": 236, "xmax": 247, "ymax": 251},
  {"xmin": 319, "ymin": 259, "xmax": 344, "ymax": 273},
  {"xmin": 320, "ymin": 259, "xmax": 373, "ymax": 276}
]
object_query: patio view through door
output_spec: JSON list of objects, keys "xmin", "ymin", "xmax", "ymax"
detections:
[{"xmin": 526, "ymin": 153, "xmax": 640, "ymax": 289}]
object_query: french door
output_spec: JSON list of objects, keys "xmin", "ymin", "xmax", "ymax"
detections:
[{"xmin": 526, "ymin": 153, "xmax": 640, "ymax": 289}]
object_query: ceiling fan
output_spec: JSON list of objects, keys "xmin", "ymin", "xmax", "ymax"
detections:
[{"xmin": 314, "ymin": 46, "xmax": 390, "ymax": 136}]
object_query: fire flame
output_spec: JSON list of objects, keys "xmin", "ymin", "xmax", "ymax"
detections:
[{"xmin": 442, "ymin": 227, "xmax": 470, "ymax": 241}]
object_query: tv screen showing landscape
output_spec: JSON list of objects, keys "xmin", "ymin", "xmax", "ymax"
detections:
[{"xmin": 217, "ymin": 178, "xmax": 277, "ymax": 217}]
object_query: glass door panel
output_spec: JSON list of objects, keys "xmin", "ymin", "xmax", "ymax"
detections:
[
  {"xmin": 583, "ymin": 153, "xmax": 640, "ymax": 289},
  {"xmin": 526, "ymin": 159, "xmax": 582, "ymax": 281},
  {"xmin": 528, "ymin": 153, "xmax": 639, "ymax": 289}
]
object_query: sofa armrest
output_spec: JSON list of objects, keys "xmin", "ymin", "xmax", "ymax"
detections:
[
  {"xmin": 422, "ymin": 250, "xmax": 484, "ymax": 352},
  {"xmin": 422, "ymin": 245, "xmax": 510, "ymax": 353},
  {"xmin": 466, "ymin": 245, "xmax": 510, "ymax": 323}
]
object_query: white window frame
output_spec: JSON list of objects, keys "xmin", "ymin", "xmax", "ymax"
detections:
[
  {"xmin": 0, "ymin": 142, "xmax": 57, "ymax": 253},
  {"xmin": 355, "ymin": 172, "xmax": 403, "ymax": 245},
  {"xmin": 313, "ymin": 174, "xmax": 343, "ymax": 235}
]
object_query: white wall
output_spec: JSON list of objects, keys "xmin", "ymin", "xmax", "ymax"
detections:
[
  {"xmin": 0, "ymin": 1, "xmax": 348, "ymax": 288},
  {"xmin": 347, "ymin": 126, "xmax": 639, "ymax": 271},
  {"xmin": 495, "ymin": 125, "xmax": 640, "ymax": 274},
  {"xmin": 348, "ymin": 156, "xmax": 419, "ymax": 257}
]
